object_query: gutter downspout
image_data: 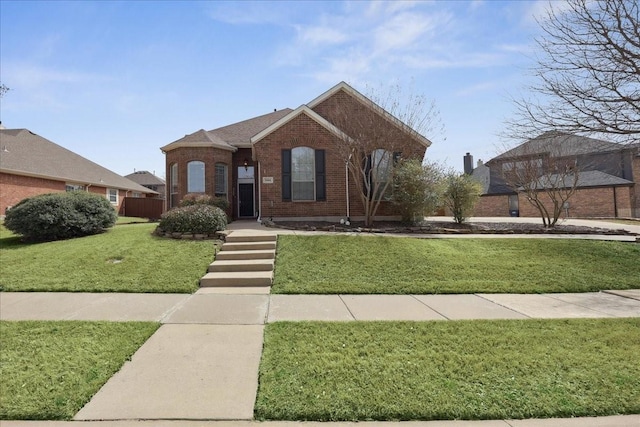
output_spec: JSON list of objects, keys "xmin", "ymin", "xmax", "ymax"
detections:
[
  {"xmin": 345, "ymin": 156, "xmax": 351, "ymax": 222},
  {"xmin": 257, "ymin": 162, "xmax": 262, "ymax": 223}
]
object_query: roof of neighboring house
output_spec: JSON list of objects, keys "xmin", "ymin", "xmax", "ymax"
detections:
[
  {"xmin": 209, "ymin": 109, "xmax": 293, "ymax": 148},
  {"xmin": 0, "ymin": 129, "xmax": 157, "ymax": 194},
  {"xmin": 124, "ymin": 170, "xmax": 165, "ymax": 186},
  {"xmin": 492, "ymin": 132, "xmax": 625, "ymax": 161},
  {"xmin": 525, "ymin": 170, "xmax": 634, "ymax": 190}
]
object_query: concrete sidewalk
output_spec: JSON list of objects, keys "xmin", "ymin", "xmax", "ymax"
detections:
[{"xmin": 3, "ymin": 290, "xmax": 639, "ymax": 322}]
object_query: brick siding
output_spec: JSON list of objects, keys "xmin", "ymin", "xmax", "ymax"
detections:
[{"xmin": 0, "ymin": 172, "xmax": 124, "ymax": 215}]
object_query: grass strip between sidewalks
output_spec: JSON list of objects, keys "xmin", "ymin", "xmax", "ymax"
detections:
[
  {"xmin": 255, "ymin": 318, "xmax": 640, "ymax": 421},
  {"xmin": 0, "ymin": 321, "xmax": 159, "ymax": 420},
  {"xmin": 273, "ymin": 235, "xmax": 640, "ymax": 294},
  {"xmin": 0, "ymin": 223, "xmax": 215, "ymax": 293}
]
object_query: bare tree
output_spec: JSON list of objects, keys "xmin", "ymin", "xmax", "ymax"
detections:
[
  {"xmin": 327, "ymin": 84, "xmax": 444, "ymax": 226},
  {"xmin": 0, "ymin": 84, "xmax": 9, "ymax": 98},
  {"xmin": 507, "ymin": 0, "xmax": 640, "ymax": 143},
  {"xmin": 499, "ymin": 134, "xmax": 586, "ymax": 227}
]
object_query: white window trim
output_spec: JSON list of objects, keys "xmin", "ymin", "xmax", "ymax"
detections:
[
  {"xmin": 215, "ymin": 163, "xmax": 228, "ymax": 198},
  {"xmin": 292, "ymin": 146, "xmax": 315, "ymax": 201},
  {"xmin": 107, "ymin": 188, "xmax": 118, "ymax": 204}
]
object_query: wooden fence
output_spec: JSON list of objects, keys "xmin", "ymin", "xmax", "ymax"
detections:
[{"xmin": 119, "ymin": 197, "xmax": 165, "ymax": 219}]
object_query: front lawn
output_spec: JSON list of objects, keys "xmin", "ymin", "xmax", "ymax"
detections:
[
  {"xmin": 0, "ymin": 223, "xmax": 215, "ymax": 293},
  {"xmin": 273, "ymin": 235, "xmax": 640, "ymax": 294},
  {"xmin": 255, "ymin": 319, "xmax": 640, "ymax": 421},
  {"xmin": 0, "ymin": 321, "xmax": 159, "ymax": 420}
]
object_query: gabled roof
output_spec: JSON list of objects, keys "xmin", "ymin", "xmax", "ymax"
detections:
[
  {"xmin": 0, "ymin": 129, "xmax": 157, "ymax": 194},
  {"xmin": 160, "ymin": 129, "xmax": 236, "ymax": 152},
  {"xmin": 492, "ymin": 132, "xmax": 624, "ymax": 161},
  {"xmin": 210, "ymin": 109, "xmax": 293, "ymax": 148},
  {"xmin": 250, "ymin": 105, "xmax": 350, "ymax": 144},
  {"xmin": 125, "ymin": 170, "xmax": 165, "ymax": 186},
  {"xmin": 307, "ymin": 81, "xmax": 432, "ymax": 148}
]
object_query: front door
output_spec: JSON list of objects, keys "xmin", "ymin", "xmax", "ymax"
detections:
[{"xmin": 238, "ymin": 183, "xmax": 254, "ymax": 217}]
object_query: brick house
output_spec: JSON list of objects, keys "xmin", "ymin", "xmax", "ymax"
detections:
[
  {"xmin": 0, "ymin": 128, "xmax": 157, "ymax": 215},
  {"xmin": 161, "ymin": 82, "xmax": 431, "ymax": 221},
  {"xmin": 468, "ymin": 132, "xmax": 640, "ymax": 218}
]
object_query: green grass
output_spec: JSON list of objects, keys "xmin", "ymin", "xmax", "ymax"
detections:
[
  {"xmin": 116, "ymin": 216, "xmax": 153, "ymax": 225},
  {"xmin": 0, "ymin": 321, "xmax": 159, "ymax": 420},
  {"xmin": 0, "ymin": 223, "xmax": 215, "ymax": 293},
  {"xmin": 273, "ymin": 235, "xmax": 640, "ymax": 294},
  {"xmin": 255, "ymin": 319, "xmax": 640, "ymax": 421}
]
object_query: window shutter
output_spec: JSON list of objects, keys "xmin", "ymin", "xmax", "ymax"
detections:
[
  {"xmin": 315, "ymin": 149, "xmax": 326, "ymax": 201},
  {"xmin": 282, "ymin": 149, "xmax": 291, "ymax": 201}
]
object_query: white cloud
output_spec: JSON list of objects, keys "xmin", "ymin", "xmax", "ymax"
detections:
[
  {"xmin": 373, "ymin": 12, "xmax": 441, "ymax": 54},
  {"xmin": 297, "ymin": 25, "xmax": 348, "ymax": 45}
]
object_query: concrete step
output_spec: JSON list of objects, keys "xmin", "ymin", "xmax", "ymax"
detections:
[
  {"xmin": 208, "ymin": 259, "xmax": 274, "ymax": 273},
  {"xmin": 200, "ymin": 271, "xmax": 273, "ymax": 287},
  {"xmin": 215, "ymin": 250, "xmax": 275, "ymax": 260},
  {"xmin": 221, "ymin": 241, "xmax": 276, "ymax": 251},
  {"xmin": 226, "ymin": 233, "xmax": 277, "ymax": 243}
]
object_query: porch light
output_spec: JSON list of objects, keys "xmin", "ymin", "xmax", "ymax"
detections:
[{"xmin": 244, "ymin": 159, "xmax": 249, "ymax": 171}]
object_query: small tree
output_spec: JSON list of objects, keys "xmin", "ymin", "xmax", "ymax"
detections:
[
  {"xmin": 443, "ymin": 173, "xmax": 482, "ymax": 224},
  {"xmin": 392, "ymin": 159, "xmax": 444, "ymax": 225},
  {"xmin": 498, "ymin": 133, "xmax": 590, "ymax": 227}
]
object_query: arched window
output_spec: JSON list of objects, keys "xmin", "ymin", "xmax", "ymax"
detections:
[
  {"xmin": 170, "ymin": 163, "xmax": 178, "ymax": 208},
  {"xmin": 187, "ymin": 161, "xmax": 205, "ymax": 193},
  {"xmin": 215, "ymin": 163, "xmax": 228, "ymax": 198},
  {"xmin": 292, "ymin": 147, "xmax": 315, "ymax": 201}
]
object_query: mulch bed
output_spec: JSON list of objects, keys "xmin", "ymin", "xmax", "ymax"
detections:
[{"xmin": 265, "ymin": 220, "xmax": 636, "ymax": 235}]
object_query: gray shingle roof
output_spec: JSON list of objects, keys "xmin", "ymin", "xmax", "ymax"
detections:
[
  {"xmin": 0, "ymin": 129, "xmax": 157, "ymax": 194},
  {"xmin": 523, "ymin": 170, "xmax": 633, "ymax": 190},
  {"xmin": 493, "ymin": 132, "xmax": 624, "ymax": 161},
  {"xmin": 209, "ymin": 109, "xmax": 293, "ymax": 148},
  {"xmin": 160, "ymin": 129, "xmax": 236, "ymax": 152},
  {"xmin": 124, "ymin": 170, "xmax": 165, "ymax": 186}
]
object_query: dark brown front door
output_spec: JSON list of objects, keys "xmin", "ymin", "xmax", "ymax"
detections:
[{"xmin": 238, "ymin": 183, "xmax": 254, "ymax": 217}]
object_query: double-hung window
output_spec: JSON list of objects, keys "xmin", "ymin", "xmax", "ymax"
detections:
[
  {"xmin": 215, "ymin": 163, "xmax": 228, "ymax": 198},
  {"xmin": 282, "ymin": 147, "xmax": 325, "ymax": 201},
  {"xmin": 107, "ymin": 188, "xmax": 118, "ymax": 204}
]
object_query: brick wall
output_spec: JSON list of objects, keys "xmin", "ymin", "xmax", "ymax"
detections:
[
  {"xmin": 253, "ymin": 110, "xmax": 428, "ymax": 220},
  {"xmin": 474, "ymin": 186, "xmax": 633, "ymax": 218},
  {"xmin": 165, "ymin": 147, "xmax": 234, "ymax": 210},
  {"xmin": 632, "ymin": 154, "xmax": 640, "ymax": 217},
  {"xmin": 0, "ymin": 172, "xmax": 124, "ymax": 215}
]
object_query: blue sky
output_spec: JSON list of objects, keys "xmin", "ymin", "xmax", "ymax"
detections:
[{"xmin": 1, "ymin": 0, "xmax": 550, "ymax": 179}]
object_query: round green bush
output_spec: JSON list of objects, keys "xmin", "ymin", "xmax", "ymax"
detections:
[
  {"xmin": 4, "ymin": 191, "xmax": 117, "ymax": 241},
  {"xmin": 158, "ymin": 204, "xmax": 227, "ymax": 234},
  {"xmin": 179, "ymin": 193, "xmax": 230, "ymax": 212}
]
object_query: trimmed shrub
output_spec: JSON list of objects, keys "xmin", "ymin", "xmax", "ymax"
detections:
[
  {"xmin": 158, "ymin": 204, "xmax": 227, "ymax": 234},
  {"xmin": 4, "ymin": 191, "xmax": 117, "ymax": 241},
  {"xmin": 179, "ymin": 193, "xmax": 230, "ymax": 212}
]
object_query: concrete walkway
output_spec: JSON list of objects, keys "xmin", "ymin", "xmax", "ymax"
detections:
[{"xmin": 2, "ymin": 289, "xmax": 639, "ymax": 425}]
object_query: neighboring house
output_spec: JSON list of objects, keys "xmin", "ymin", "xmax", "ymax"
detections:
[
  {"xmin": 468, "ymin": 132, "xmax": 640, "ymax": 218},
  {"xmin": 124, "ymin": 170, "xmax": 166, "ymax": 198},
  {"xmin": 161, "ymin": 82, "xmax": 431, "ymax": 221},
  {"xmin": 0, "ymin": 128, "xmax": 157, "ymax": 215}
]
